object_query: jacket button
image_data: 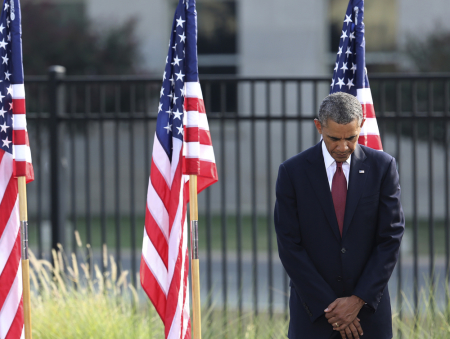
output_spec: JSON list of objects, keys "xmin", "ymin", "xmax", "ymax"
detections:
[
  {"xmin": 341, "ymin": 248, "xmax": 346, "ymax": 254},
  {"xmin": 337, "ymin": 276, "xmax": 342, "ymax": 282}
]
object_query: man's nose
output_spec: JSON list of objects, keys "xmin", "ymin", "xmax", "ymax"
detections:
[{"xmin": 336, "ymin": 141, "xmax": 348, "ymax": 152}]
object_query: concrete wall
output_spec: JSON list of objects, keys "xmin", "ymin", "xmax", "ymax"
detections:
[
  {"xmin": 85, "ymin": 0, "xmax": 329, "ymax": 77},
  {"xmin": 86, "ymin": 0, "xmax": 170, "ymax": 74},
  {"xmin": 398, "ymin": 0, "xmax": 450, "ymax": 46},
  {"xmin": 70, "ymin": 0, "xmax": 450, "ymax": 74},
  {"xmin": 238, "ymin": 0, "xmax": 328, "ymax": 77}
]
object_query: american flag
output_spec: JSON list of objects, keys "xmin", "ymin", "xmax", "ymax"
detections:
[
  {"xmin": 140, "ymin": 0, "xmax": 218, "ymax": 338},
  {"xmin": 330, "ymin": 0, "xmax": 382, "ymax": 150},
  {"xmin": 0, "ymin": 0, "xmax": 33, "ymax": 338}
]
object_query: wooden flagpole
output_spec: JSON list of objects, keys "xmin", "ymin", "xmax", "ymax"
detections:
[
  {"xmin": 189, "ymin": 175, "xmax": 202, "ymax": 339},
  {"xmin": 18, "ymin": 176, "xmax": 32, "ymax": 339}
]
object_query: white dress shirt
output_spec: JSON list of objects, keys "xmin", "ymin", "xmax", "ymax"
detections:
[{"xmin": 322, "ymin": 141, "xmax": 351, "ymax": 190}]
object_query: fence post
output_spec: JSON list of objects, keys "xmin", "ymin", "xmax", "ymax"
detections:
[{"xmin": 48, "ymin": 66, "xmax": 66, "ymax": 252}]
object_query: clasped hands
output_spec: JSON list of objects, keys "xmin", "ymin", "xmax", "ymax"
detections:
[{"xmin": 324, "ymin": 295, "xmax": 365, "ymax": 339}]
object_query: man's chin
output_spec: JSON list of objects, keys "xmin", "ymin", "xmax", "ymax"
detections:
[{"xmin": 333, "ymin": 154, "xmax": 350, "ymax": 162}]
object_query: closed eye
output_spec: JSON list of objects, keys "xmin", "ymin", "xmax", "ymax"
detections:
[{"xmin": 327, "ymin": 135, "xmax": 357, "ymax": 141}]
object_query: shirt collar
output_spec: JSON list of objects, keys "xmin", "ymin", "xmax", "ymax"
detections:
[{"xmin": 321, "ymin": 140, "xmax": 351, "ymax": 169}]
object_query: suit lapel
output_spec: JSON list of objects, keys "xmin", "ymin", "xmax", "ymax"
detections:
[
  {"xmin": 306, "ymin": 142, "xmax": 341, "ymax": 243},
  {"xmin": 342, "ymin": 144, "xmax": 369, "ymax": 238}
]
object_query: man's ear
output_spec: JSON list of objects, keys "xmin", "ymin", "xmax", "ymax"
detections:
[
  {"xmin": 360, "ymin": 118, "xmax": 366, "ymax": 129},
  {"xmin": 314, "ymin": 119, "xmax": 323, "ymax": 135}
]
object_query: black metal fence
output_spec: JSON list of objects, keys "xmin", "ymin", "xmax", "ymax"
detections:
[{"xmin": 25, "ymin": 67, "xmax": 450, "ymax": 320}]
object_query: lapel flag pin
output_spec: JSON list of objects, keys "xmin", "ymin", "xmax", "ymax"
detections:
[{"xmin": 359, "ymin": 170, "xmax": 365, "ymax": 174}]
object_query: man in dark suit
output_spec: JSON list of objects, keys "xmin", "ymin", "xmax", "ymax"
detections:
[{"xmin": 274, "ymin": 92, "xmax": 404, "ymax": 339}]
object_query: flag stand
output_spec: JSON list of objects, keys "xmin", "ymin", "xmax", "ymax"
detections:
[
  {"xmin": 18, "ymin": 177, "xmax": 32, "ymax": 339},
  {"xmin": 189, "ymin": 175, "xmax": 202, "ymax": 339}
]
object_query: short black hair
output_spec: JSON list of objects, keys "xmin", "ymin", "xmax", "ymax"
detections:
[{"xmin": 318, "ymin": 92, "xmax": 363, "ymax": 127}]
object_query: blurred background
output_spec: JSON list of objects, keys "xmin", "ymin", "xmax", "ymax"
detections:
[
  {"xmin": 21, "ymin": 0, "xmax": 450, "ymax": 330},
  {"xmin": 21, "ymin": 0, "xmax": 450, "ymax": 76}
]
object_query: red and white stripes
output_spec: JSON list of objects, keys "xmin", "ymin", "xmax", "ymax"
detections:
[
  {"xmin": 0, "ymin": 150, "xmax": 24, "ymax": 339},
  {"xmin": 141, "ymin": 81, "xmax": 217, "ymax": 339},
  {"xmin": 182, "ymin": 82, "xmax": 217, "ymax": 191},
  {"xmin": 141, "ymin": 136, "xmax": 190, "ymax": 339},
  {"xmin": 357, "ymin": 88, "xmax": 383, "ymax": 150},
  {"xmin": 12, "ymin": 84, "xmax": 33, "ymax": 183}
]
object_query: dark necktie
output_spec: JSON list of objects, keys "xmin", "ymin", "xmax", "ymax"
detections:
[{"xmin": 332, "ymin": 162, "xmax": 347, "ymax": 237}]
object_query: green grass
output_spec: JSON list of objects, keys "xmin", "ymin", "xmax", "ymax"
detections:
[
  {"xmin": 27, "ymin": 214, "xmax": 275, "ymax": 252},
  {"xmin": 28, "ymin": 245, "xmax": 288, "ymax": 339},
  {"xmin": 27, "ymin": 245, "xmax": 450, "ymax": 338},
  {"xmin": 29, "ymin": 247, "xmax": 163, "ymax": 339},
  {"xmin": 27, "ymin": 214, "xmax": 450, "ymax": 256},
  {"xmin": 414, "ymin": 219, "xmax": 448, "ymax": 257},
  {"xmin": 392, "ymin": 287, "xmax": 450, "ymax": 338},
  {"xmin": 197, "ymin": 214, "xmax": 274, "ymax": 252}
]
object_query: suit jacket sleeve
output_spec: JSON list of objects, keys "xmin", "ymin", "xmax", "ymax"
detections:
[
  {"xmin": 274, "ymin": 163, "xmax": 337, "ymax": 322},
  {"xmin": 353, "ymin": 157, "xmax": 405, "ymax": 311}
]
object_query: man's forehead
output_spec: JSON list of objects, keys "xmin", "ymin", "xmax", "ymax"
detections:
[
  {"xmin": 325, "ymin": 120, "xmax": 359, "ymax": 129},
  {"xmin": 323, "ymin": 117, "xmax": 360, "ymax": 127}
]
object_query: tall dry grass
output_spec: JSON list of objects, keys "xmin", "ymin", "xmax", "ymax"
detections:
[
  {"xmin": 392, "ymin": 285, "xmax": 450, "ymax": 339},
  {"xmin": 27, "ymin": 232, "xmax": 450, "ymax": 338},
  {"xmin": 28, "ymin": 232, "xmax": 164, "ymax": 339},
  {"xmin": 28, "ymin": 234, "xmax": 288, "ymax": 339}
]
